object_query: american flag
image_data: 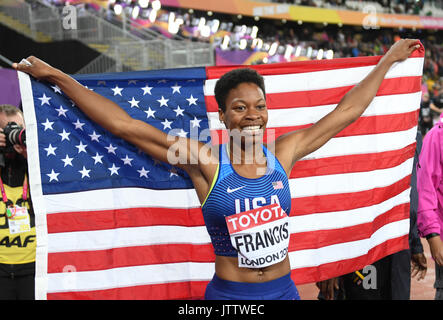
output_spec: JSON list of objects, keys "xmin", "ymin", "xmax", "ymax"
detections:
[{"xmin": 18, "ymin": 47, "xmax": 424, "ymax": 300}]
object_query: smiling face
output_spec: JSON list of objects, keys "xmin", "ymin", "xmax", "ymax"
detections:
[{"xmin": 219, "ymin": 82, "xmax": 268, "ymax": 138}]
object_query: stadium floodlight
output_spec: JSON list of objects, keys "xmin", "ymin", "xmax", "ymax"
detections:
[
  {"xmin": 149, "ymin": 9, "xmax": 158, "ymax": 22},
  {"xmin": 201, "ymin": 25, "xmax": 211, "ymax": 37},
  {"xmin": 168, "ymin": 22, "xmax": 180, "ymax": 34},
  {"xmin": 211, "ymin": 19, "xmax": 220, "ymax": 33},
  {"xmin": 239, "ymin": 39, "xmax": 247, "ymax": 50},
  {"xmin": 198, "ymin": 17, "xmax": 206, "ymax": 31},
  {"xmin": 240, "ymin": 25, "xmax": 247, "ymax": 35},
  {"xmin": 138, "ymin": 0, "xmax": 149, "ymax": 8},
  {"xmin": 221, "ymin": 35, "xmax": 230, "ymax": 50},
  {"xmin": 326, "ymin": 50, "xmax": 334, "ymax": 59},
  {"xmin": 168, "ymin": 12, "xmax": 175, "ymax": 24},
  {"xmin": 251, "ymin": 38, "xmax": 263, "ymax": 50},
  {"xmin": 151, "ymin": 0, "xmax": 161, "ymax": 11},
  {"xmin": 256, "ymin": 38, "xmax": 263, "ymax": 50},
  {"xmin": 113, "ymin": 3, "xmax": 123, "ymax": 15},
  {"xmin": 306, "ymin": 47, "xmax": 312, "ymax": 58},
  {"xmin": 268, "ymin": 42, "xmax": 278, "ymax": 56},
  {"xmin": 284, "ymin": 45, "xmax": 293, "ymax": 61},
  {"xmin": 251, "ymin": 26, "xmax": 258, "ymax": 39},
  {"xmin": 295, "ymin": 46, "xmax": 301, "ymax": 57},
  {"xmin": 132, "ymin": 6, "xmax": 140, "ymax": 19}
]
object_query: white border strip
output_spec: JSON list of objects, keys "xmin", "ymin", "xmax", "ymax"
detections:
[{"xmin": 18, "ymin": 71, "xmax": 48, "ymax": 300}]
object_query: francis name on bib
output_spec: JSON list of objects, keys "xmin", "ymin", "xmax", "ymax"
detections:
[{"xmin": 225, "ymin": 203, "xmax": 290, "ymax": 268}]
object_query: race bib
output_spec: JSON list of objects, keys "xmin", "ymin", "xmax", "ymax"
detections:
[
  {"xmin": 226, "ymin": 203, "xmax": 290, "ymax": 268},
  {"xmin": 7, "ymin": 205, "xmax": 31, "ymax": 235}
]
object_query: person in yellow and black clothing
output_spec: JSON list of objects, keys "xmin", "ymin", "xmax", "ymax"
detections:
[{"xmin": 0, "ymin": 104, "xmax": 35, "ymax": 300}]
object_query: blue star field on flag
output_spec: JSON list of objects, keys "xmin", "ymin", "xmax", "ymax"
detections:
[{"xmin": 29, "ymin": 67, "xmax": 210, "ymax": 194}]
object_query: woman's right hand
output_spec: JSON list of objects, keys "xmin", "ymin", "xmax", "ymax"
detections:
[
  {"xmin": 12, "ymin": 56, "xmax": 58, "ymax": 82},
  {"xmin": 428, "ymin": 236, "xmax": 443, "ymax": 267}
]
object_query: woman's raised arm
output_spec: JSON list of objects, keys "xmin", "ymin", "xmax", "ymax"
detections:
[{"xmin": 275, "ymin": 39, "xmax": 421, "ymax": 175}]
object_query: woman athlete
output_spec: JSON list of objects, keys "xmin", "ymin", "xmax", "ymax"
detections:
[{"xmin": 14, "ymin": 39, "xmax": 420, "ymax": 300}]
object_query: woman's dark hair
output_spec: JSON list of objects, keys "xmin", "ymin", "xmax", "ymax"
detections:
[{"xmin": 214, "ymin": 68, "xmax": 266, "ymax": 113}]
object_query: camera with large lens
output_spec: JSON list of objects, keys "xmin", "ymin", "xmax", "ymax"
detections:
[{"xmin": 3, "ymin": 122, "xmax": 26, "ymax": 149}]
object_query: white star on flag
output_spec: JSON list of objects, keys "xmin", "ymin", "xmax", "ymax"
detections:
[
  {"xmin": 186, "ymin": 94, "xmax": 198, "ymax": 106},
  {"xmin": 73, "ymin": 119, "xmax": 85, "ymax": 130},
  {"xmin": 144, "ymin": 107, "xmax": 156, "ymax": 119},
  {"xmin": 137, "ymin": 167, "xmax": 149, "ymax": 178},
  {"xmin": 51, "ymin": 85, "xmax": 61, "ymax": 94},
  {"xmin": 108, "ymin": 163, "xmax": 120, "ymax": 176},
  {"xmin": 176, "ymin": 129, "xmax": 188, "ymax": 138},
  {"xmin": 41, "ymin": 119, "xmax": 54, "ymax": 131},
  {"xmin": 161, "ymin": 119, "xmax": 173, "ymax": 130},
  {"xmin": 44, "ymin": 144, "xmax": 57, "ymax": 156},
  {"xmin": 92, "ymin": 152, "xmax": 104, "ymax": 164},
  {"xmin": 111, "ymin": 85, "xmax": 123, "ymax": 96},
  {"xmin": 157, "ymin": 96, "xmax": 169, "ymax": 107},
  {"xmin": 141, "ymin": 85, "xmax": 153, "ymax": 95},
  {"xmin": 55, "ymin": 105, "xmax": 68, "ymax": 117},
  {"xmin": 169, "ymin": 168, "xmax": 179, "ymax": 178},
  {"xmin": 173, "ymin": 106, "xmax": 184, "ymax": 117},
  {"xmin": 58, "ymin": 129, "xmax": 71, "ymax": 141},
  {"xmin": 171, "ymin": 83, "xmax": 182, "ymax": 94},
  {"xmin": 61, "ymin": 154, "xmax": 74, "ymax": 167},
  {"xmin": 38, "ymin": 93, "xmax": 51, "ymax": 106},
  {"xmin": 105, "ymin": 144, "xmax": 117, "ymax": 154},
  {"xmin": 75, "ymin": 141, "xmax": 88, "ymax": 154},
  {"xmin": 128, "ymin": 97, "xmax": 140, "ymax": 108},
  {"xmin": 46, "ymin": 169, "xmax": 60, "ymax": 182},
  {"xmin": 78, "ymin": 166, "xmax": 91, "ymax": 178},
  {"xmin": 89, "ymin": 131, "xmax": 101, "ymax": 142},
  {"xmin": 190, "ymin": 116, "xmax": 202, "ymax": 128},
  {"xmin": 121, "ymin": 155, "xmax": 133, "ymax": 166}
]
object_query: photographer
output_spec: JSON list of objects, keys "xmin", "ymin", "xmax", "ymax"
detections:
[{"xmin": 0, "ymin": 104, "xmax": 35, "ymax": 300}]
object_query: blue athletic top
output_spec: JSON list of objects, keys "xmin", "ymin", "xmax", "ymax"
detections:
[{"xmin": 201, "ymin": 144, "xmax": 292, "ymax": 257}]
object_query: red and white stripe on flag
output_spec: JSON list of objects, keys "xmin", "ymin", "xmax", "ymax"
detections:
[{"xmin": 20, "ymin": 47, "xmax": 424, "ymax": 300}]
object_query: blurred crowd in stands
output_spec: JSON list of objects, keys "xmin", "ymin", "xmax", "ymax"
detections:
[{"xmin": 272, "ymin": 0, "xmax": 443, "ymax": 15}]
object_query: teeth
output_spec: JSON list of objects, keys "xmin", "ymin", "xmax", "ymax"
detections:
[{"xmin": 242, "ymin": 126, "xmax": 261, "ymax": 130}]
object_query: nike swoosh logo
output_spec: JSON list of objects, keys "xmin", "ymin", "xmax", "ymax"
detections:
[{"xmin": 227, "ymin": 186, "xmax": 246, "ymax": 193}]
